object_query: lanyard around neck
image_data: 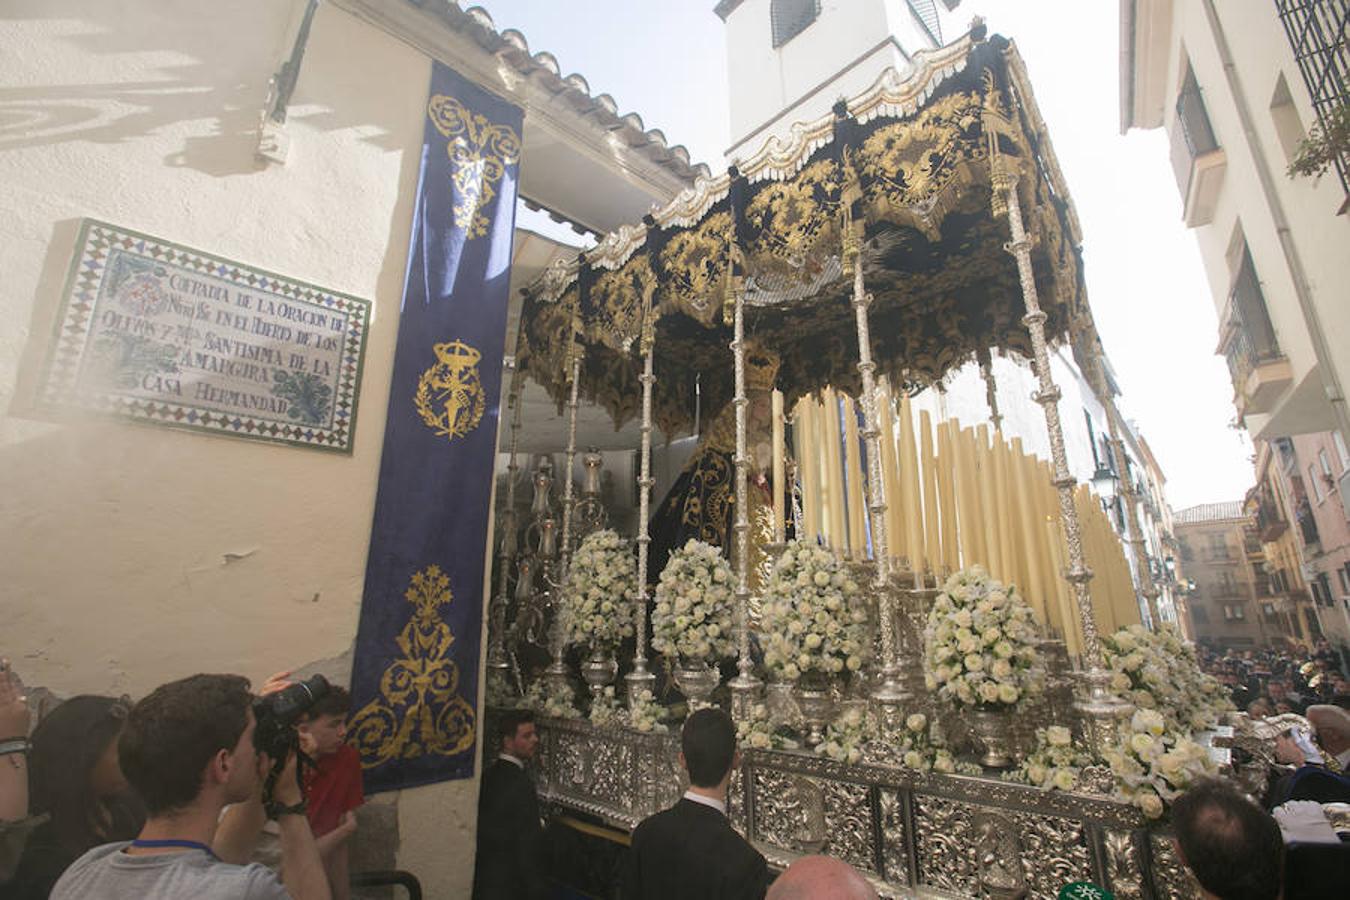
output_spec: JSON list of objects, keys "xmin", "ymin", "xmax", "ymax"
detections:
[{"xmin": 129, "ymin": 838, "xmax": 218, "ymax": 860}]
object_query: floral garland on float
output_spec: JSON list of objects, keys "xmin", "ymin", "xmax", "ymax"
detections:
[
  {"xmin": 1104, "ymin": 708, "xmax": 1216, "ymax": 819},
  {"xmin": 922, "ymin": 566, "xmax": 1042, "ymax": 767},
  {"xmin": 1103, "ymin": 624, "xmax": 1234, "ymax": 734},
  {"xmin": 1004, "ymin": 725, "xmax": 1093, "ymax": 791},
  {"xmin": 561, "ymin": 529, "xmax": 637, "ymax": 699},
  {"xmin": 588, "ymin": 685, "xmax": 671, "ymax": 734},
  {"xmin": 651, "ymin": 539, "xmax": 736, "ymax": 707},
  {"xmin": 760, "ymin": 540, "xmax": 870, "ymax": 745}
]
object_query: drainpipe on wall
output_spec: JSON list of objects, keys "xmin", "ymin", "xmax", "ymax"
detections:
[{"xmin": 1199, "ymin": 0, "xmax": 1350, "ymax": 450}]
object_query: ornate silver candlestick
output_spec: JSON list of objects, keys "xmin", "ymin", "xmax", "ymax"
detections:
[
  {"xmin": 992, "ymin": 162, "xmax": 1129, "ymax": 759},
  {"xmin": 626, "ymin": 327, "xmax": 658, "ymax": 706}
]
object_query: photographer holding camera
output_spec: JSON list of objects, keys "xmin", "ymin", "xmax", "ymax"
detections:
[{"xmin": 50, "ymin": 672, "xmax": 331, "ymax": 900}]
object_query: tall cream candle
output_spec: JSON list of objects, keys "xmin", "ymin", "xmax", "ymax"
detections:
[
  {"xmin": 877, "ymin": 381, "xmax": 903, "ymax": 565},
  {"xmin": 919, "ymin": 410, "xmax": 942, "ymax": 578},
  {"xmin": 842, "ymin": 395, "xmax": 867, "ymax": 559},
  {"xmin": 993, "ymin": 438, "xmax": 1019, "ymax": 592},
  {"xmin": 1009, "ymin": 439, "xmax": 1048, "ymax": 627},
  {"xmin": 772, "ymin": 390, "xmax": 786, "ymax": 543},
  {"xmin": 799, "ymin": 397, "xmax": 821, "ymax": 544},
  {"xmin": 898, "ymin": 393, "xmax": 924, "ymax": 577},
  {"xmin": 974, "ymin": 425, "xmax": 1002, "ymax": 580},
  {"xmin": 822, "ymin": 388, "xmax": 847, "ymax": 554},
  {"xmin": 936, "ymin": 422, "xmax": 959, "ymax": 573}
]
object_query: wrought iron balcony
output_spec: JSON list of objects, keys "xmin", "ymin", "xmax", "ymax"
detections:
[
  {"xmin": 1219, "ymin": 250, "xmax": 1291, "ymax": 417},
  {"xmin": 1170, "ymin": 63, "xmax": 1226, "ymax": 226}
]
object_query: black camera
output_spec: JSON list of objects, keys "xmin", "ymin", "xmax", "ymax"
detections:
[{"xmin": 253, "ymin": 673, "xmax": 330, "ymax": 762}]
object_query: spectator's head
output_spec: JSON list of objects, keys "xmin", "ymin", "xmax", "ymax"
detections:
[
  {"xmin": 299, "ymin": 685, "xmax": 351, "ymax": 757},
  {"xmin": 767, "ymin": 855, "xmax": 879, "ymax": 899},
  {"xmin": 118, "ymin": 674, "xmax": 258, "ymax": 816},
  {"xmin": 1275, "ymin": 727, "xmax": 1323, "ymax": 766},
  {"xmin": 29, "ymin": 695, "xmax": 144, "ymax": 854},
  {"xmin": 1267, "ymin": 680, "xmax": 1287, "ymax": 701},
  {"xmin": 1306, "ymin": 704, "xmax": 1350, "ymax": 757},
  {"xmin": 680, "ymin": 707, "xmax": 738, "ymax": 789},
  {"xmin": 1172, "ymin": 778, "xmax": 1282, "ymax": 900},
  {"xmin": 497, "ymin": 708, "xmax": 539, "ymax": 761},
  {"xmin": 1246, "ymin": 697, "xmax": 1271, "ymax": 719}
]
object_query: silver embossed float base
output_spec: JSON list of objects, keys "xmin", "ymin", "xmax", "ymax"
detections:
[{"xmin": 527, "ymin": 714, "xmax": 1192, "ymax": 899}]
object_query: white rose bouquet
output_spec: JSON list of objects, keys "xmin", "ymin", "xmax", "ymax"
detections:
[
  {"xmin": 735, "ymin": 703, "xmax": 801, "ymax": 751},
  {"xmin": 923, "ymin": 566, "xmax": 1041, "ymax": 709},
  {"xmin": 652, "ymin": 539, "xmax": 736, "ymax": 664},
  {"xmin": 1104, "ymin": 624, "xmax": 1233, "ymax": 734},
  {"xmin": 1004, "ymin": 725, "xmax": 1092, "ymax": 791},
  {"xmin": 626, "ymin": 689, "xmax": 670, "ymax": 734},
  {"xmin": 519, "ymin": 677, "xmax": 580, "ymax": 719},
  {"xmin": 1104, "ymin": 708, "xmax": 1217, "ymax": 819},
  {"xmin": 561, "ymin": 529, "xmax": 637, "ymax": 648},
  {"xmin": 817, "ymin": 703, "xmax": 869, "ymax": 764},
  {"xmin": 760, "ymin": 541, "xmax": 869, "ymax": 680},
  {"xmin": 894, "ymin": 712, "xmax": 981, "ymax": 775}
]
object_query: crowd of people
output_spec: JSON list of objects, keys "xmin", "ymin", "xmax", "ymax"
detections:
[
  {"xmin": 0, "ymin": 659, "xmax": 362, "ymax": 900},
  {"xmin": 4, "ymin": 644, "xmax": 1349, "ymax": 900},
  {"xmin": 1199, "ymin": 640, "xmax": 1350, "ymax": 718}
]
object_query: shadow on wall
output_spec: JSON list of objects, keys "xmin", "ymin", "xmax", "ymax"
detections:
[{"xmin": 0, "ymin": 0, "xmax": 412, "ymax": 177}]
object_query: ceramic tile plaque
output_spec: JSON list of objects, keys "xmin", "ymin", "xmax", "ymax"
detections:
[{"xmin": 41, "ymin": 219, "xmax": 371, "ymax": 453}]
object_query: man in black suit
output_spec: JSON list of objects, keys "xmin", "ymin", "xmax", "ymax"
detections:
[
  {"xmin": 472, "ymin": 709, "xmax": 546, "ymax": 900},
  {"xmin": 623, "ymin": 707, "xmax": 769, "ymax": 900}
]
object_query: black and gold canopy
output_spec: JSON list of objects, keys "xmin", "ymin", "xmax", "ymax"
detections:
[{"xmin": 518, "ymin": 29, "xmax": 1091, "ymax": 438}]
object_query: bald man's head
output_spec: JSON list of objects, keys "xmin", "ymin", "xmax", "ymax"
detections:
[{"xmin": 767, "ymin": 855, "xmax": 879, "ymax": 900}]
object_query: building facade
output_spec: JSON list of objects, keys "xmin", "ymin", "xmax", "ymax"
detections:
[
  {"xmin": 1174, "ymin": 502, "xmax": 1272, "ymax": 649},
  {"xmin": 1119, "ymin": 0, "xmax": 1350, "ymax": 449},
  {"xmin": 0, "ymin": 0, "xmax": 703, "ymax": 892}
]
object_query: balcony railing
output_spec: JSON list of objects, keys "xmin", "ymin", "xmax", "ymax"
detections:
[
  {"xmin": 1297, "ymin": 497, "xmax": 1322, "ymax": 549},
  {"xmin": 1221, "ymin": 249, "xmax": 1290, "ymax": 415},
  {"xmin": 1170, "ymin": 63, "xmax": 1226, "ymax": 225},
  {"xmin": 1275, "ymin": 0, "xmax": 1350, "ymax": 200}
]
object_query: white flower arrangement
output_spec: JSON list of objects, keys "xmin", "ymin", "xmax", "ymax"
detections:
[
  {"xmin": 485, "ymin": 674, "xmax": 517, "ymax": 709},
  {"xmin": 519, "ymin": 677, "xmax": 579, "ymax": 719},
  {"xmin": 894, "ymin": 712, "xmax": 982, "ymax": 775},
  {"xmin": 736, "ymin": 703, "xmax": 801, "ymax": 752},
  {"xmin": 760, "ymin": 541, "xmax": 869, "ymax": 680},
  {"xmin": 589, "ymin": 685, "xmax": 624, "ymax": 727},
  {"xmin": 626, "ymin": 689, "xmax": 670, "ymax": 734},
  {"xmin": 652, "ymin": 539, "xmax": 737, "ymax": 664},
  {"xmin": 817, "ymin": 704, "xmax": 869, "ymax": 764},
  {"xmin": 1103, "ymin": 708, "xmax": 1217, "ymax": 819},
  {"xmin": 1103, "ymin": 624, "xmax": 1233, "ymax": 734},
  {"xmin": 1004, "ymin": 725, "xmax": 1093, "ymax": 791},
  {"xmin": 562, "ymin": 529, "xmax": 637, "ymax": 648},
  {"xmin": 923, "ymin": 566, "xmax": 1041, "ymax": 709}
]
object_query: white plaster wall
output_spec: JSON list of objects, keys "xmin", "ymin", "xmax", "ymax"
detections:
[
  {"xmin": 1161, "ymin": 0, "xmax": 1350, "ymax": 436},
  {"xmin": 724, "ymin": 0, "xmax": 937, "ymax": 156},
  {"xmin": 0, "ymin": 2, "xmax": 478, "ymax": 894}
]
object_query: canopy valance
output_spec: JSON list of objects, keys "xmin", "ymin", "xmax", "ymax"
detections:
[{"xmin": 518, "ymin": 30, "xmax": 1089, "ymax": 437}]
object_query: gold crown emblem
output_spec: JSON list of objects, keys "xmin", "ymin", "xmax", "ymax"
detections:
[
  {"xmin": 745, "ymin": 340, "xmax": 780, "ymax": 391},
  {"xmin": 415, "ymin": 339, "xmax": 485, "ymax": 441},
  {"xmin": 432, "ymin": 340, "xmax": 481, "ymax": 371}
]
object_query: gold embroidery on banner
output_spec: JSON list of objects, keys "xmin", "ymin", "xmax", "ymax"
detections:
[
  {"xmin": 415, "ymin": 340, "xmax": 486, "ymax": 441},
  {"xmin": 349, "ymin": 565, "xmax": 476, "ymax": 768},
  {"xmin": 427, "ymin": 94, "xmax": 521, "ymax": 238},
  {"xmin": 658, "ymin": 211, "xmax": 733, "ymax": 323}
]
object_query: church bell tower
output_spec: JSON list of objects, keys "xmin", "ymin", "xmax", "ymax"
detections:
[{"xmin": 715, "ymin": 0, "xmax": 961, "ymax": 161}]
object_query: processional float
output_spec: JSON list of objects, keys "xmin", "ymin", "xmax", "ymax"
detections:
[{"xmin": 485, "ymin": 25, "xmax": 1213, "ymax": 899}]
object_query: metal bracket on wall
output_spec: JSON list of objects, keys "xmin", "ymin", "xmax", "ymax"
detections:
[{"xmin": 256, "ymin": 0, "xmax": 321, "ymax": 166}]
